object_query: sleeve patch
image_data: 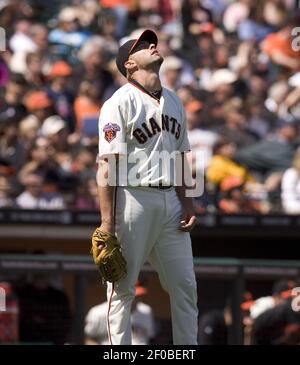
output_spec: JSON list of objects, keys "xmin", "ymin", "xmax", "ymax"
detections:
[{"xmin": 103, "ymin": 123, "xmax": 121, "ymax": 143}]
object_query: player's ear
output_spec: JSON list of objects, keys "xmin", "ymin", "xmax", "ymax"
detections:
[{"xmin": 124, "ymin": 59, "xmax": 137, "ymax": 73}]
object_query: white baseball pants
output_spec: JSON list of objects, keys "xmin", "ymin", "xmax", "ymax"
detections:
[{"xmin": 106, "ymin": 186, "xmax": 198, "ymax": 345}]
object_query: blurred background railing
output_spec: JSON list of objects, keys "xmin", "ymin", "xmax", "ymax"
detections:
[
  {"xmin": 1, "ymin": 253, "xmax": 300, "ymax": 344},
  {"xmin": 1, "ymin": 209, "xmax": 300, "ymax": 345}
]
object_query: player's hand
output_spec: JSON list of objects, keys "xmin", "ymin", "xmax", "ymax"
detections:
[
  {"xmin": 91, "ymin": 227, "xmax": 127, "ymax": 282},
  {"xmin": 179, "ymin": 209, "xmax": 197, "ymax": 232}
]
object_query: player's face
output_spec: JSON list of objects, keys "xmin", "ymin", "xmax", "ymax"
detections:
[{"xmin": 128, "ymin": 41, "xmax": 164, "ymax": 70}]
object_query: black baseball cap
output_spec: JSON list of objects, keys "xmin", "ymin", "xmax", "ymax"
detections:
[{"xmin": 116, "ymin": 29, "xmax": 158, "ymax": 77}]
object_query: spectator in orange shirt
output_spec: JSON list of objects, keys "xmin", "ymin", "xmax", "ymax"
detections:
[
  {"xmin": 261, "ymin": 12, "xmax": 300, "ymax": 70},
  {"xmin": 74, "ymin": 80, "xmax": 101, "ymax": 134},
  {"xmin": 74, "ymin": 80, "xmax": 102, "ymax": 145}
]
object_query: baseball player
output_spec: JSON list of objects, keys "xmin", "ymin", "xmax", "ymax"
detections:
[{"xmin": 94, "ymin": 29, "xmax": 198, "ymax": 345}]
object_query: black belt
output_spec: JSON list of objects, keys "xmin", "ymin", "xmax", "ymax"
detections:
[{"xmin": 148, "ymin": 184, "xmax": 172, "ymax": 190}]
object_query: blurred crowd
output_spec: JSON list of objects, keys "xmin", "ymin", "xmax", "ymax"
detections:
[
  {"xmin": 1, "ymin": 0, "xmax": 300, "ymax": 214},
  {"xmin": 198, "ymin": 278, "xmax": 300, "ymax": 345}
]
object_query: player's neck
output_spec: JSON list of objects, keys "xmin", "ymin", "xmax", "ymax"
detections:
[{"xmin": 131, "ymin": 70, "xmax": 161, "ymax": 93}]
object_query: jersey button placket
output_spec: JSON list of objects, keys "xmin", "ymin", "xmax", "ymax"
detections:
[{"xmin": 159, "ymin": 95, "xmax": 168, "ymax": 187}]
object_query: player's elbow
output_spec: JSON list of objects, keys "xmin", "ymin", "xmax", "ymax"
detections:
[{"xmin": 96, "ymin": 155, "xmax": 119, "ymax": 186}]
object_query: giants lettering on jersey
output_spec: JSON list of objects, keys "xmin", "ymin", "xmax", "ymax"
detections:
[{"xmin": 133, "ymin": 114, "xmax": 181, "ymax": 144}]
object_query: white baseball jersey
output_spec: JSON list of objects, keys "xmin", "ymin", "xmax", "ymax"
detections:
[
  {"xmin": 98, "ymin": 82, "xmax": 190, "ymax": 186},
  {"xmin": 97, "ymin": 81, "xmax": 198, "ymax": 345}
]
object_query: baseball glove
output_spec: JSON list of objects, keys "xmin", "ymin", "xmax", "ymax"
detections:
[{"xmin": 91, "ymin": 227, "xmax": 127, "ymax": 282}]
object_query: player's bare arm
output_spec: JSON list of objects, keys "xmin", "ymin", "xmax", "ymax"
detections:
[
  {"xmin": 92, "ymin": 155, "xmax": 127, "ymax": 283},
  {"xmin": 97, "ymin": 158, "xmax": 116, "ymax": 236}
]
